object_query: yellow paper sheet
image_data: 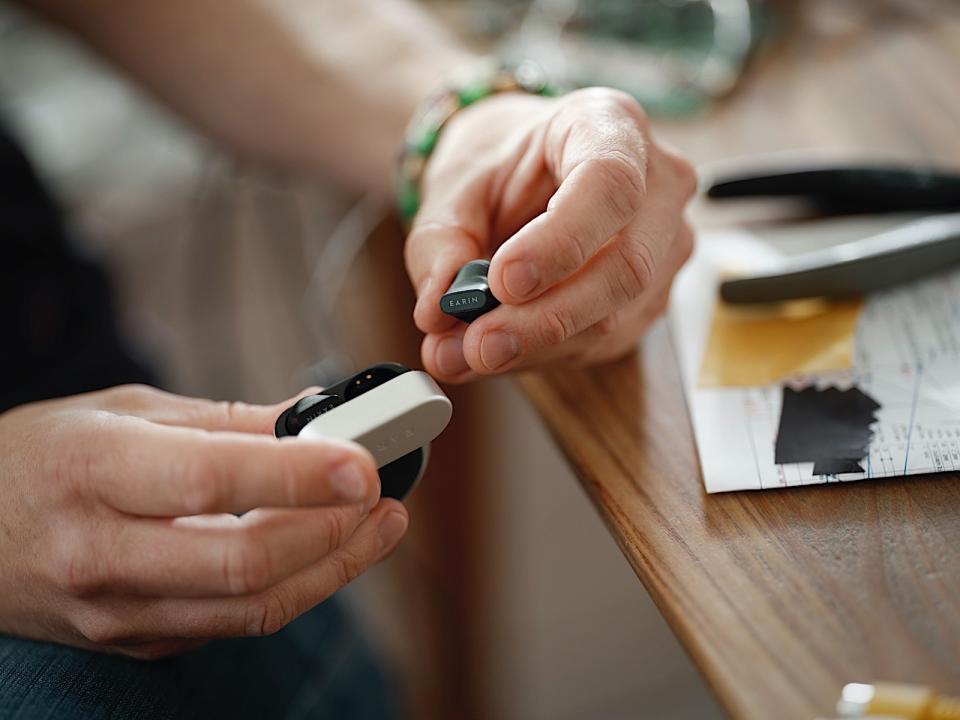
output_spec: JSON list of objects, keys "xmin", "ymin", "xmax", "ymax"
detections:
[{"xmin": 698, "ymin": 297, "xmax": 863, "ymax": 388}]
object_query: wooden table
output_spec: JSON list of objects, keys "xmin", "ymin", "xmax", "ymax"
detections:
[{"xmin": 520, "ymin": 5, "xmax": 960, "ymax": 719}]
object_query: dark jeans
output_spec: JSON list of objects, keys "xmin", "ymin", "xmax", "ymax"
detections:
[{"xmin": 0, "ymin": 598, "xmax": 398, "ymax": 720}]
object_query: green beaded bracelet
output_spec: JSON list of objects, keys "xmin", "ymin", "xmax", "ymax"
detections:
[{"xmin": 396, "ymin": 59, "xmax": 559, "ymax": 227}]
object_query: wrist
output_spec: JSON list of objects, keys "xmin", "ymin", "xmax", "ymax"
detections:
[
  {"xmin": 440, "ymin": 90, "xmax": 553, "ymax": 141},
  {"xmin": 386, "ymin": 49, "xmax": 480, "ymax": 151}
]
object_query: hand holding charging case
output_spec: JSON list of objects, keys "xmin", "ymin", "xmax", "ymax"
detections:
[{"xmin": 275, "ymin": 363, "xmax": 452, "ymax": 500}]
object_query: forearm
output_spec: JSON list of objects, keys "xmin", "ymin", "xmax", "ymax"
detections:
[{"xmin": 22, "ymin": 0, "xmax": 476, "ymax": 194}]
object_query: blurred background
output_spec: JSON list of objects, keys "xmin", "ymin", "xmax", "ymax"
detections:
[{"xmin": 1, "ymin": 1, "xmax": 954, "ymax": 718}]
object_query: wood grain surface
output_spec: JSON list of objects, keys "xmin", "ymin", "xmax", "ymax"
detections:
[{"xmin": 519, "ymin": 5, "xmax": 960, "ymax": 719}]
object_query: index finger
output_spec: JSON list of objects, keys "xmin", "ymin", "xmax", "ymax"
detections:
[
  {"xmin": 403, "ymin": 156, "xmax": 491, "ymax": 334},
  {"xmin": 405, "ymin": 221, "xmax": 485, "ymax": 335},
  {"xmin": 91, "ymin": 385, "xmax": 321, "ymax": 435},
  {"xmin": 86, "ymin": 415, "xmax": 381, "ymax": 517},
  {"xmin": 489, "ymin": 90, "xmax": 649, "ymax": 304}
]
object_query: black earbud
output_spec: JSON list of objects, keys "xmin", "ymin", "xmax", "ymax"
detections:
[
  {"xmin": 274, "ymin": 363, "xmax": 411, "ymax": 438},
  {"xmin": 440, "ymin": 259, "xmax": 500, "ymax": 323},
  {"xmin": 276, "ymin": 394, "xmax": 343, "ymax": 437}
]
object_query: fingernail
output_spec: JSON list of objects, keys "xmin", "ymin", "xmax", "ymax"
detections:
[
  {"xmin": 480, "ymin": 331, "xmax": 520, "ymax": 370},
  {"xmin": 329, "ymin": 463, "xmax": 369, "ymax": 503},
  {"xmin": 377, "ymin": 511, "xmax": 408, "ymax": 553},
  {"xmin": 502, "ymin": 260, "xmax": 541, "ymax": 299},
  {"xmin": 435, "ymin": 335, "xmax": 470, "ymax": 376}
]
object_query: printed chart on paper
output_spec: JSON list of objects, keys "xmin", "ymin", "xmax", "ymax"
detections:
[{"xmin": 669, "ymin": 230, "xmax": 960, "ymax": 493}]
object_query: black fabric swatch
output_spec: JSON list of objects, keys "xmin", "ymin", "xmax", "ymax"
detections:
[{"xmin": 774, "ymin": 386, "xmax": 881, "ymax": 476}]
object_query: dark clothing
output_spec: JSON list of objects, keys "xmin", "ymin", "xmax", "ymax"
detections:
[
  {"xmin": 0, "ymin": 119, "xmax": 154, "ymax": 412},
  {"xmin": 0, "ymin": 119, "xmax": 396, "ymax": 719},
  {"xmin": 0, "ymin": 596, "xmax": 397, "ymax": 720}
]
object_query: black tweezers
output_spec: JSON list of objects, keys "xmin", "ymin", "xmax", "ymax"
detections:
[{"xmin": 704, "ymin": 163, "xmax": 960, "ymax": 303}]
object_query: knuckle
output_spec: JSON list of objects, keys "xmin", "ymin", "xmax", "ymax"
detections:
[
  {"xmin": 603, "ymin": 88, "xmax": 648, "ymax": 123},
  {"xmin": 217, "ymin": 400, "xmax": 251, "ymax": 429},
  {"xmin": 537, "ymin": 306, "xmax": 577, "ymax": 347},
  {"xmin": 97, "ymin": 385, "xmax": 130, "ymax": 406},
  {"xmin": 570, "ymin": 86, "xmax": 638, "ymax": 112},
  {"xmin": 40, "ymin": 413, "xmax": 118, "ymax": 501},
  {"xmin": 52, "ymin": 534, "xmax": 105, "ymax": 595},
  {"xmin": 663, "ymin": 149, "xmax": 698, "ymax": 200},
  {"xmin": 613, "ymin": 240, "xmax": 656, "ymax": 301},
  {"xmin": 547, "ymin": 222, "xmax": 588, "ymax": 277},
  {"xmin": 324, "ymin": 508, "xmax": 354, "ymax": 554},
  {"xmin": 276, "ymin": 450, "xmax": 302, "ymax": 506},
  {"xmin": 331, "ymin": 548, "xmax": 368, "ymax": 589},
  {"xmin": 245, "ymin": 592, "xmax": 293, "ymax": 637},
  {"xmin": 591, "ymin": 154, "xmax": 646, "ymax": 221},
  {"xmin": 677, "ymin": 162, "xmax": 698, "ymax": 200},
  {"xmin": 42, "ymin": 428, "xmax": 87, "ymax": 496},
  {"xmin": 180, "ymin": 456, "xmax": 222, "ymax": 515},
  {"xmin": 568, "ymin": 87, "xmax": 650, "ymax": 130},
  {"xmin": 677, "ymin": 226, "xmax": 695, "ymax": 265},
  {"xmin": 223, "ymin": 535, "xmax": 274, "ymax": 596},
  {"xmin": 107, "ymin": 384, "xmax": 159, "ymax": 408},
  {"xmin": 74, "ymin": 609, "xmax": 130, "ymax": 647},
  {"xmin": 560, "ymin": 86, "xmax": 602, "ymax": 108}
]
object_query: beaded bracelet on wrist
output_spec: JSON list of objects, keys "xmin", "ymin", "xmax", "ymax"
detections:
[{"xmin": 396, "ymin": 59, "xmax": 558, "ymax": 228}]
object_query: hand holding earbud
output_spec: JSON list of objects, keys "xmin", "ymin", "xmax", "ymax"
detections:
[
  {"xmin": 405, "ymin": 88, "xmax": 696, "ymax": 382},
  {"xmin": 0, "ymin": 385, "xmax": 407, "ymax": 658}
]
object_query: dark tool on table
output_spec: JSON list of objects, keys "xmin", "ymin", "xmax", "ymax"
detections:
[
  {"xmin": 440, "ymin": 259, "xmax": 500, "ymax": 322},
  {"xmin": 704, "ymin": 163, "xmax": 960, "ymax": 303}
]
